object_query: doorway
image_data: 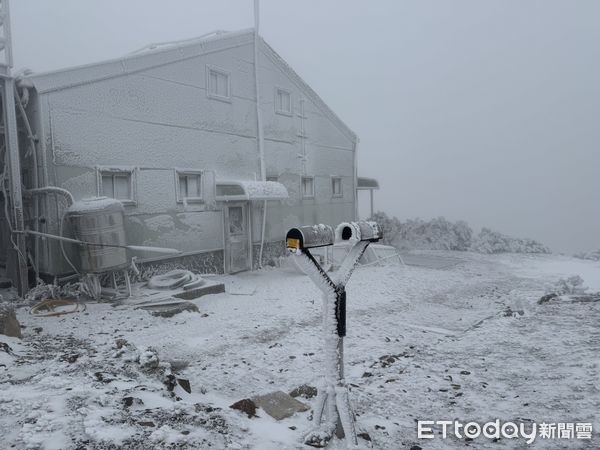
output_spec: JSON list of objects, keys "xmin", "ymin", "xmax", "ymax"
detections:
[{"xmin": 224, "ymin": 202, "xmax": 250, "ymax": 273}]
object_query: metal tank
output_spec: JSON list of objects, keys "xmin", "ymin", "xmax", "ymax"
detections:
[{"xmin": 65, "ymin": 197, "xmax": 128, "ymax": 273}]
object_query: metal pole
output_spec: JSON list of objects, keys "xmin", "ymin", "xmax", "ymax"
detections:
[
  {"xmin": 3, "ymin": 77, "xmax": 28, "ymax": 295},
  {"xmin": 254, "ymin": 0, "xmax": 268, "ymax": 268}
]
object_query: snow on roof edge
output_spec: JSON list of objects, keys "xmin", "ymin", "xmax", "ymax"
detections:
[{"xmin": 27, "ymin": 28, "xmax": 255, "ymax": 93}]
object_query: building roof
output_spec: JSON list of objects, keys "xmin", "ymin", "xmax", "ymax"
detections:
[{"xmin": 27, "ymin": 29, "xmax": 356, "ymax": 141}]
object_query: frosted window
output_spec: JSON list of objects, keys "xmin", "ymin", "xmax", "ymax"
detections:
[
  {"xmin": 216, "ymin": 184, "xmax": 245, "ymax": 196},
  {"xmin": 101, "ymin": 172, "xmax": 132, "ymax": 201},
  {"xmin": 113, "ymin": 175, "xmax": 131, "ymax": 200},
  {"xmin": 229, "ymin": 206, "xmax": 244, "ymax": 234},
  {"xmin": 178, "ymin": 173, "xmax": 202, "ymax": 201},
  {"xmin": 101, "ymin": 175, "xmax": 114, "ymax": 198},
  {"xmin": 276, "ymin": 89, "xmax": 291, "ymax": 114},
  {"xmin": 332, "ymin": 177, "xmax": 342, "ymax": 197},
  {"xmin": 208, "ymin": 69, "xmax": 230, "ymax": 98},
  {"xmin": 302, "ymin": 177, "xmax": 314, "ymax": 198}
]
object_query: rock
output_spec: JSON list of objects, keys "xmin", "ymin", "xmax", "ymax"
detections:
[
  {"xmin": 177, "ymin": 378, "xmax": 191, "ymax": 394},
  {"xmin": 139, "ymin": 347, "xmax": 160, "ymax": 370},
  {"xmin": 138, "ymin": 421, "xmax": 155, "ymax": 427},
  {"xmin": 59, "ymin": 353, "xmax": 79, "ymax": 363},
  {"xmin": 252, "ymin": 391, "xmax": 309, "ymax": 420},
  {"xmin": 230, "ymin": 398, "xmax": 257, "ymax": 418},
  {"xmin": 164, "ymin": 374, "xmax": 177, "ymax": 392},
  {"xmin": 538, "ymin": 293, "xmax": 558, "ymax": 304},
  {"xmin": 123, "ymin": 397, "xmax": 144, "ymax": 408},
  {"xmin": 0, "ymin": 342, "xmax": 14, "ymax": 355},
  {"xmin": 410, "ymin": 446, "xmax": 422, "ymax": 450},
  {"xmin": 289, "ymin": 384, "xmax": 318, "ymax": 399},
  {"xmin": 0, "ymin": 278, "xmax": 12, "ymax": 289},
  {"xmin": 357, "ymin": 432, "xmax": 371, "ymax": 441},
  {"xmin": 139, "ymin": 301, "xmax": 199, "ymax": 318},
  {"xmin": 166, "ymin": 359, "xmax": 190, "ymax": 373},
  {"xmin": 460, "ymin": 370, "xmax": 471, "ymax": 375},
  {"xmin": 0, "ymin": 303, "xmax": 21, "ymax": 338}
]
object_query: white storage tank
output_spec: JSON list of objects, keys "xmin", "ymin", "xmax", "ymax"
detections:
[{"xmin": 66, "ymin": 197, "xmax": 128, "ymax": 273}]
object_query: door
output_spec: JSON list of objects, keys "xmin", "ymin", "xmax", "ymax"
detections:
[{"xmin": 224, "ymin": 203, "xmax": 250, "ymax": 273}]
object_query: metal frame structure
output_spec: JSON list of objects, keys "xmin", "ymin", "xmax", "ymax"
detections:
[
  {"xmin": 0, "ymin": 0, "xmax": 28, "ymax": 295},
  {"xmin": 286, "ymin": 221, "xmax": 382, "ymax": 448}
]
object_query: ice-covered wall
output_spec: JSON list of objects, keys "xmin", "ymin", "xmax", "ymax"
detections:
[
  {"xmin": 250, "ymin": 39, "xmax": 356, "ymax": 244},
  {"xmin": 29, "ymin": 31, "xmax": 356, "ymax": 275}
]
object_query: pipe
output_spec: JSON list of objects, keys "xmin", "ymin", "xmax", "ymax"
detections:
[
  {"xmin": 254, "ymin": 0, "xmax": 267, "ymax": 268},
  {"xmin": 14, "ymin": 83, "xmax": 39, "ymax": 270},
  {"xmin": 25, "ymin": 186, "xmax": 74, "ymax": 205},
  {"xmin": 19, "ymin": 229, "xmax": 182, "ymax": 255}
]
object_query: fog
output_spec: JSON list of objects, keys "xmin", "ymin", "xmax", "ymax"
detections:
[{"xmin": 11, "ymin": 0, "xmax": 600, "ymax": 254}]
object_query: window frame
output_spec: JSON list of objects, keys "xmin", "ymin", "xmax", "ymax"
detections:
[
  {"xmin": 274, "ymin": 87, "xmax": 292, "ymax": 116},
  {"xmin": 331, "ymin": 176, "xmax": 343, "ymax": 198},
  {"xmin": 175, "ymin": 169, "xmax": 204, "ymax": 204},
  {"xmin": 97, "ymin": 167, "xmax": 136, "ymax": 205},
  {"xmin": 206, "ymin": 65, "xmax": 231, "ymax": 102},
  {"xmin": 301, "ymin": 176, "xmax": 315, "ymax": 199}
]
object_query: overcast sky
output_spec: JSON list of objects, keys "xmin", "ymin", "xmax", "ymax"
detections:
[{"xmin": 10, "ymin": 0, "xmax": 600, "ymax": 253}]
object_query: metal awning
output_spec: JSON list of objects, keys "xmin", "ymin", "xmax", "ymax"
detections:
[
  {"xmin": 216, "ymin": 180, "xmax": 289, "ymax": 201},
  {"xmin": 357, "ymin": 177, "xmax": 380, "ymax": 190}
]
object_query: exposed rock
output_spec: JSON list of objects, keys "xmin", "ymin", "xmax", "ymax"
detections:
[
  {"xmin": 0, "ymin": 342, "xmax": 14, "ymax": 355},
  {"xmin": 252, "ymin": 391, "xmax": 309, "ymax": 420},
  {"xmin": 289, "ymin": 384, "xmax": 318, "ymax": 399},
  {"xmin": 357, "ymin": 432, "xmax": 371, "ymax": 441},
  {"xmin": 139, "ymin": 301, "xmax": 200, "ymax": 318},
  {"xmin": 538, "ymin": 293, "xmax": 558, "ymax": 304},
  {"xmin": 0, "ymin": 303, "xmax": 21, "ymax": 338},
  {"xmin": 138, "ymin": 421, "xmax": 155, "ymax": 427},
  {"xmin": 123, "ymin": 396, "xmax": 144, "ymax": 408},
  {"xmin": 177, "ymin": 378, "xmax": 191, "ymax": 394},
  {"xmin": 229, "ymin": 398, "xmax": 257, "ymax": 418}
]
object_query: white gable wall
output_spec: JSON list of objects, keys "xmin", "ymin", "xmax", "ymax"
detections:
[{"xmin": 31, "ymin": 34, "xmax": 356, "ymax": 275}]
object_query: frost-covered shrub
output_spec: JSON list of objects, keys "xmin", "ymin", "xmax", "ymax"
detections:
[
  {"xmin": 573, "ymin": 249, "xmax": 600, "ymax": 261},
  {"xmin": 547, "ymin": 275, "xmax": 588, "ymax": 295},
  {"xmin": 368, "ymin": 212, "xmax": 473, "ymax": 251},
  {"xmin": 470, "ymin": 228, "xmax": 550, "ymax": 254},
  {"xmin": 368, "ymin": 211, "xmax": 402, "ymax": 246},
  {"xmin": 368, "ymin": 212, "xmax": 549, "ymax": 254}
]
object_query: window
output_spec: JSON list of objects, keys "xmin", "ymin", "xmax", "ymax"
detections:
[
  {"xmin": 266, "ymin": 175, "xmax": 279, "ymax": 183},
  {"xmin": 176, "ymin": 171, "xmax": 202, "ymax": 202},
  {"xmin": 302, "ymin": 177, "xmax": 314, "ymax": 198},
  {"xmin": 275, "ymin": 88, "xmax": 292, "ymax": 115},
  {"xmin": 228, "ymin": 206, "xmax": 245, "ymax": 235},
  {"xmin": 100, "ymin": 170, "xmax": 134, "ymax": 203},
  {"xmin": 207, "ymin": 66, "xmax": 230, "ymax": 100},
  {"xmin": 332, "ymin": 177, "xmax": 342, "ymax": 197}
]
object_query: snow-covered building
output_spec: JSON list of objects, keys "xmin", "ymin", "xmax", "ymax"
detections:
[{"xmin": 1, "ymin": 29, "xmax": 367, "ymax": 278}]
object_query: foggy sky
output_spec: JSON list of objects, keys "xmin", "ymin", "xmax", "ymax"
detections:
[{"xmin": 10, "ymin": 0, "xmax": 600, "ymax": 253}]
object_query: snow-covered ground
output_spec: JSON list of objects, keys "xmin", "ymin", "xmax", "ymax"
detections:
[{"xmin": 1, "ymin": 251, "xmax": 599, "ymax": 449}]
